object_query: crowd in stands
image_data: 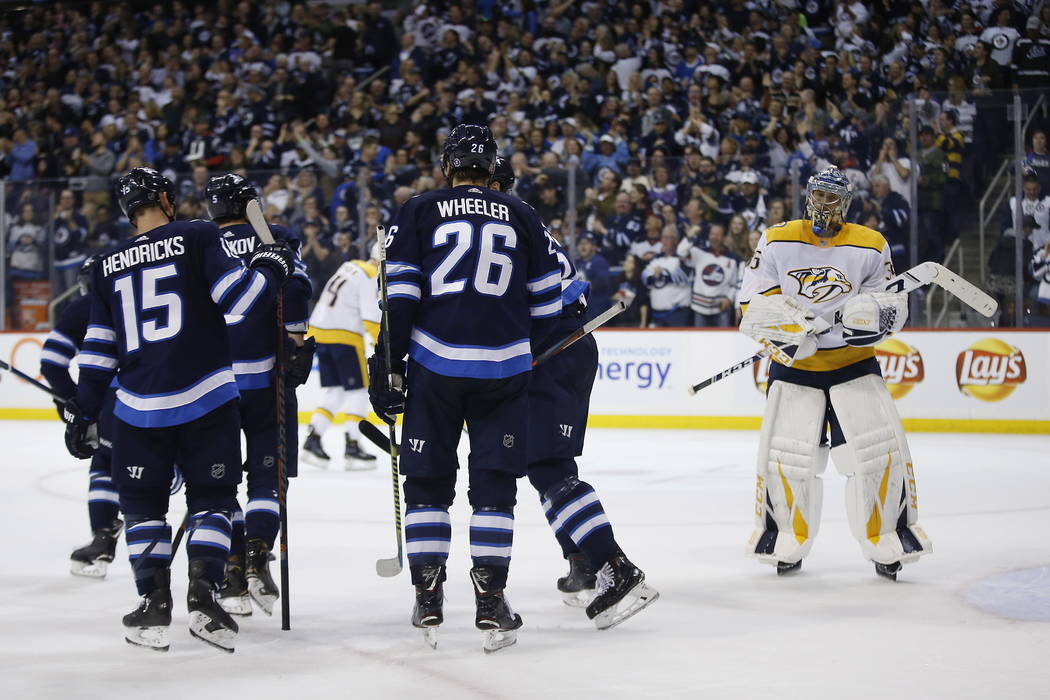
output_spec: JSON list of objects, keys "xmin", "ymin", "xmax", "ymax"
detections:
[{"xmin": 2, "ymin": 0, "xmax": 1049, "ymax": 327}]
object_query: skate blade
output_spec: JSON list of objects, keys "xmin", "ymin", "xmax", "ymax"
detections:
[
  {"xmin": 219, "ymin": 595, "xmax": 253, "ymax": 616},
  {"xmin": 560, "ymin": 588, "xmax": 595, "ymax": 608},
  {"xmin": 593, "ymin": 582, "xmax": 659, "ymax": 631},
  {"xmin": 70, "ymin": 559, "xmax": 108, "ymax": 578},
  {"xmin": 343, "ymin": 458, "xmax": 378, "ymax": 471},
  {"xmin": 247, "ymin": 578, "xmax": 278, "ymax": 615},
  {"xmin": 482, "ymin": 628, "xmax": 517, "ymax": 654},
  {"xmin": 420, "ymin": 627, "xmax": 438, "ymax": 649},
  {"xmin": 300, "ymin": 452, "xmax": 330, "ymax": 469},
  {"xmin": 188, "ymin": 611, "xmax": 236, "ymax": 653},
  {"xmin": 125, "ymin": 625, "xmax": 170, "ymax": 652}
]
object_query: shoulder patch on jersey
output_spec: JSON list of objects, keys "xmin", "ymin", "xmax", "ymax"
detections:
[
  {"xmin": 787, "ymin": 266, "xmax": 854, "ymax": 303},
  {"xmin": 767, "ymin": 221, "xmax": 788, "ymax": 229},
  {"xmin": 833, "ymin": 223, "xmax": 888, "ymax": 252},
  {"xmin": 764, "ymin": 220, "xmax": 808, "ymax": 242}
]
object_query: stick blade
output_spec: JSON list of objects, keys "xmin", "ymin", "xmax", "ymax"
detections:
[
  {"xmin": 244, "ymin": 199, "xmax": 275, "ymax": 244},
  {"xmin": 376, "ymin": 556, "xmax": 403, "ymax": 577},
  {"xmin": 930, "ymin": 264, "xmax": 999, "ymax": 318}
]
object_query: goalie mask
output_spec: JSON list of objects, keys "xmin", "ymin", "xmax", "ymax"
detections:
[{"xmin": 805, "ymin": 167, "xmax": 852, "ymax": 237}]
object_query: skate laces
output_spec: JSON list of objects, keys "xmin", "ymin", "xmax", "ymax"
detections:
[{"xmin": 594, "ymin": 562, "xmax": 615, "ymax": 596}]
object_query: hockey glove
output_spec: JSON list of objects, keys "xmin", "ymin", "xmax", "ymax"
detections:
[
  {"xmin": 249, "ymin": 241, "xmax": 295, "ymax": 282},
  {"xmin": 367, "ymin": 351, "xmax": 406, "ymax": 425},
  {"xmin": 61, "ymin": 399, "xmax": 98, "ymax": 459},
  {"xmin": 841, "ymin": 292, "xmax": 908, "ymax": 347},
  {"xmin": 740, "ymin": 294, "xmax": 820, "ymax": 366},
  {"xmin": 284, "ymin": 335, "xmax": 316, "ymax": 387}
]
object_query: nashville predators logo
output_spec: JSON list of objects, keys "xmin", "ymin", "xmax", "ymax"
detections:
[{"xmin": 787, "ymin": 266, "xmax": 853, "ymax": 303}]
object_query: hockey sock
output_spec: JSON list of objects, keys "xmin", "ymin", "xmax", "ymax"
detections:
[
  {"xmin": 542, "ymin": 477, "xmax": 619, "ymax": 568},
  {"xmin": 230, "ymin": 508, "xmax": 246, "ymax": 557},
  {"xmin": 87, "ymin": 471, "xmax": 120, "ymax": 530},
  {"xmin": 527, "ymin": 459, "xmax": 582, "ymax": 558},
  {"xmin": 186, "ymin": 511, "xmax": 232, "ymax": 585},
  {"xmin": 342, "ymin": 388, "xmax": 370, "ymax": 441},
  {"xmin": 245, "ymin": 489, "xmax": 280, "ymax": 550},
  {"xmin": 126, "ymin": 517, "xmax": 172, "ymax": 595},
  {"xmin": 310, "ymin": 386, "xmax": 347, "ymax": 435},
  {"xmin": 470, "ymin": 507, "xmax": 514, "ymax": 589},
  {"xmin": 405, "ymin": 505, "xmax": 451, "ymax": 584}
]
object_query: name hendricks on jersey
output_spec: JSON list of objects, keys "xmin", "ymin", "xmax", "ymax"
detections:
[
  {"xmin": 101, "ymin": 236, "xmax": 186, "ymax": 277},
  {"xmin": 436, "ymin": 197, "xmax": 511, "ymax": 221}
]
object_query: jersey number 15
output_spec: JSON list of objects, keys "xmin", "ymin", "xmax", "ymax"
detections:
[{"xmin": 113, "ymin": 263, "xmax": 183, "ymax": 352}]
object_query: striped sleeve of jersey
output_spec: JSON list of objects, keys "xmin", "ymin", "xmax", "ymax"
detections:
[
  {"xmin": 384, "ymin": 202, "xmax": 424, "ymax": 361},
  {"xmin": 737, "ymin": 230, "xmax": 782, "ymax": 313},
  {"xmin": 524, "ymin": 220, "xmax": 564, "ymax": 329},
  {"xmin": 283, "ymin": 232, "xmax": 312, "ymax": 333},
  {"xmin": 206, "ymin": 231, "xmax": 273, "ymax": 320},
  {"xmin": 40, "ymin": 294, "xmax": 91, "ymax": 399},
  {"xmin": 76, "ymin": 270, "xmax": 120, "ymax": 419}
]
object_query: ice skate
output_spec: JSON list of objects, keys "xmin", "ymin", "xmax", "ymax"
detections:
[
  {"xmin": 70, "ymin": 518, "xmax": 122, "ymax": 578},
  {"xmin": 217, "ymin": 553, "xmax": 252, "ymax": 616},
  {"xmin": 301, "ymin": 427, "xmax": 330, "ymax": 468},
  {"xmin": 411, "ymin": 564, "xmax": 444, "ymax": 649},
  {"xmin": 585, "ymin": 553, "xmax": 659, "ymax": 630},
  {"xmin": 875, "ymin": 561, "xmax": 902, "ymax": 581},
  {"xmin": 344, "ymin": 435, "xmax": 377, "ymax": 471},
  {"xmin": 471, "ymin": 566, "xmax": 523, "ymax": 654},
  {"xmin": 245, "ymin": 538, "xmax": 280, "ymax": 615},
  {"xmin": 122, "ymin": 568, "xmax": 172, "ymax": 651},
  {"xmin": 187, "ymin": 560, "xmax": 238, "ymax": 652},
  {"xmin": 777, "ymin": 560, "xmax": 802, "ymax": 576},
  {"xmin": 557, "ymin": 552, "xmax": 596, "ymax": 607}
]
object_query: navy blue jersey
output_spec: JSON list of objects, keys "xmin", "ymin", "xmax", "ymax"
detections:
[
  {"xmin": 219, "ymin": 222, "xmax": 312, "ymax": 390},
  {"xmin": 40, "ymin": 293, "xmax": 91, "ymax": 400},
  {"xmin": 385, "ymin": 185, "xmax": 564, "ymax": 379},
  {"xmin": 77, "ymin": 219, "xmax": 278, "ymax": 428}
]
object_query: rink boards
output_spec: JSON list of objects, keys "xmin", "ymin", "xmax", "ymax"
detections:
[{"xmin": 1, "ymin": 329, "xmax": 1047, "ymax": 433}]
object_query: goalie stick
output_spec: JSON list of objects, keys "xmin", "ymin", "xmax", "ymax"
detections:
[
  {"xmin": 244, "ymin": 199, "xmax": 292, "ymax": 630},
  {"xmin": 687, "ymin": 262, "xmax": 998, "ymax": 395}
]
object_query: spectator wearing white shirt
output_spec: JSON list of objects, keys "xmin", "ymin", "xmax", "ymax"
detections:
[
  {"xmin": 677, "ymin": 223, "xmax": 740, "ymax": 327},
  {"xmin": 980, "ymin": 7, "xmax": 1021, "ymax": 66},
  {"xmin": 869, "ymin": 137, "xmax": 913, "ymax": 207},
  {"xmin": 642, "ymin": 230, "xmax": 692, "ymax": 327}
]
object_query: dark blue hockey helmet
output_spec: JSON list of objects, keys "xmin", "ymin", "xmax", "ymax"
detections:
[
  {"xmin": 489, "ymin": 156, "xmax": 515, "ymax": 192},
  {"xmin": 205, "ymin": 172, "xmax": 258, "ymax": 222},
  {"xmin": 77, "ymin": 253, "xmax": 102, "ymax": 295},
  {"xmin": 116, "ymin": 167, "xmax": 176, "ymax": 222},
  {"xmin": 442, "ymin": 124, "xmax": 497, "ymax": 181}
]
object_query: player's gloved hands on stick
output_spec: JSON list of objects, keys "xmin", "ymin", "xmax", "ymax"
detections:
[
  {"xmin": 284, "ymin": 335, "xmax": 316, "ymax": 387},
  {"xmin": 61, "ymin": 399, "xmax": 98, "ymax": 459},
  {"xmin": 367, "ymin": 351, "xmax": 406, "ymax": 425},
  {"xmin": 249, "ymin": 240, "xmax": 295, "ymax": 282}
]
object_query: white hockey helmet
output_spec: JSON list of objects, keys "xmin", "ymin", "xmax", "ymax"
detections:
[{"xmin": 805, "ymin": 167, "xmax": 852, "ymax": 237}]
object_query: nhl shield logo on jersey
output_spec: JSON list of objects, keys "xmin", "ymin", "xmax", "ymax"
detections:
[
  {"xmin": 787, "ymin": 266, "xmax": 853, "ymax": 303},
  {"xmin": 211, "ymin": 463, "xmax": 226, "ymax": 479},
  {"xmin": 502, "ymin": 434, "xmax": 515, "ymax": 448}
]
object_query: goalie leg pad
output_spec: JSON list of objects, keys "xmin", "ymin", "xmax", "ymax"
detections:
[
  {"xmin": 748, "ymin": 381, "xmax": 828, "ymax": 565},
  {"xmin": 829, "ymin": 374, "xmax": 932, "ymax": 565}
]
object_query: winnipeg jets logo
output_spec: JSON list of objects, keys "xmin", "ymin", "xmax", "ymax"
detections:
[
  {"xmin": 788, "ymin": 266, "xmax": 853, "ymax": 303},
  {"xmin": 408, "ymin": 439, "xmax": 426, "ymax": 453}
]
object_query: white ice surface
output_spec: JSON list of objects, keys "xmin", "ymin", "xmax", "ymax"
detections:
[{"xmin": 2, "ymin": 422, "xmax": 1049, "ymax": 699}]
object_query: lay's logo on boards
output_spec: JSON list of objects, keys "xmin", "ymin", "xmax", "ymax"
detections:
[
  {"xmin": 955, "ymin": 338, "xmax": 1026, "ymax": 402},
  {"xmin": 874, "ymin": 338, "xmax": 924, "ymax": 400},
  {"xmin": 787, "ymin": 266, "xmax": 853, "ymax": 303}
]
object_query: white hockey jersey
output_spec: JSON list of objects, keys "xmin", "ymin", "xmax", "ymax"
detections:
[
  {"xmin": 641, "ymin": 254, "xmax": 692, "ymax": 311},
  {"xmin": 308, "ymin": 261, "xmax": 381, "ymax": 353},
  {"xmin": 677, "ymin": 239, "xmax": 740, "ymax": 314},
  {"xmin": 738, "ymin": 220, "xmax": 895, "ymax": 372}
]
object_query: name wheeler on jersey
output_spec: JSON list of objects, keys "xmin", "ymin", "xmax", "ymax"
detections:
[
  {"xmin": 384, "ymin": 185, "xmax": 564, "ymax": 378},
  {"xmin": 738, "ymin": 220, "xmax": 894, "ymax": 371},
  {"xmin": 220, "ymin": 223, "xmax": 312, "ymax": 390},
  {"xmin": 77, "ymin": 219, "xmax": 275, "ymax": 427}
]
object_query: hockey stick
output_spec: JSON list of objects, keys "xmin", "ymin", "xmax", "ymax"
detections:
[
  {"xmin": 359, "ymin": 419, "xmax": 394, "ymax": 455},
  {"xmin": 687, "ymin": 262, "xmax": 998, "ymax": 395},
  {"xmin": 245, "ymin": 199, "xmax": 292, "ymax": 630},
  {"xmin": 531, "ymin": 300, "xmax": 627, "ymax": 367},
  {"xmin": 0, "ymin": 358, "xmax": 67, "ymax": 403},
  {"xmin": 374, "ymin": 224, "xmax": 404, "ymax": 578}
]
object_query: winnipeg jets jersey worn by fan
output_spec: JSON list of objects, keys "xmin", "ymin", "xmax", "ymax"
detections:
[
  {"xmin": 384, "ymin": 185, "xmax": 564, "ymax": 378},
  {"xmin": 77, "ymin": 219, "xmax": 275, "ymax": 427},
  {"xmin": 40, "ymin": 293, "xmax": 91, "ymax": 399},
  {"xmin": 677, "ymin": 241, "xmax": 740, "ymax": 315},
  {"xmin": 739, "ymin": 220, "xmax": 894, "ymax": 371},
  {"xmin": 309, "ymin": 260, "xmax": 382, "ymax": 352},
  {"xmin": 220, "ymin": 222, "xmax": 312, "ymax": 390}
]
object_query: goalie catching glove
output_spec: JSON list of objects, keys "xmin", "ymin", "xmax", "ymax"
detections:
[
  {"xmin": 740, "ymin": 294, "xmax": 821, "ymax": 366},
  {"xmin": 840, "ymin": 292, "xmax": 907, "ymax": 347}
]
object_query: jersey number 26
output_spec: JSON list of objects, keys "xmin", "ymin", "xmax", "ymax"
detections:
[{"xmin": 431, "ymin": 221, "xmax": 517, "ymax": 297}]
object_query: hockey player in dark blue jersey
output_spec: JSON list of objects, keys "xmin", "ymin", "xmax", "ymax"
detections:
[
  {"xmin": 203, "ymin": 173, "xmax": 314, "ymax": 617},
  {"xmin": 490, "ymin": 158, "xmax": 659, "ymax": 629},
  {"xmin": 368, "ymin": 125, "xmax": 563, "ymax": 653},
  {"xmin": 60, "ymin": 167, "xmax": 294, "ymax": 653},
  {"xmin": 40, "ymin": 255, "xmax": 124, "ymax": 578}
]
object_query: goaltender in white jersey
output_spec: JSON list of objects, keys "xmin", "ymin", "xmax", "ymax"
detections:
[
  {"xmin": 737, "ymin": 167, "xmax": 931, "ymax": 580},
  {"xmin": 301, "ymin": 247, "xmax": 382, "ymax": 470}
]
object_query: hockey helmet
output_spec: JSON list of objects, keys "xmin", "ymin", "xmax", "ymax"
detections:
[
  {"xmin": 441, "ymin": 124, "xmax": 497, "ymax": 181},
  {"xmin": 77, "ymin": 253, "xmax": 102, "ymax": 295},
  {"xmin": 116, "ymin": 167, "xmax": 176, "ymax": 222},
  {"xmin": 805, "ymin": 167, "xmax": 852, "ymax": 237},
  {"xmin": 205, "ymin": 172, "xmax": 259, "ymax": 222},
  {"xmin": 489, "ymin": 156, "xmax": 515, "ymax": 192}
]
